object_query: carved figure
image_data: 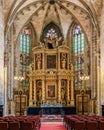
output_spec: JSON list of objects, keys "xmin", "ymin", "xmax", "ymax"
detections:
[
  {"xmin": 37, "ymin": 60, "xmax": 41, "ymax": 69},
  {"xmin": 29, "ymin": 63, "xmax": 32, "ymax": 73},
  {"xmin": 61, "ymin": 88, "xmax": 65, "ymax": 100},
  {"xmin": 62, "ymin": 59, "xmax": 66, "ymax": 69},
  {"xmin": 38, "ymin": 89, "xmax": 42, "ymax": 100},
  {"xmin": 36, "ymin": 54, "xmax": 41, "ymax": 69},
  {"xmin": 69, "ymin": 62, "xmax": 73, "ymax": 71},
  {"xmin": 44, "ymin": 34, "xmax": 62, "ymax": 48}
]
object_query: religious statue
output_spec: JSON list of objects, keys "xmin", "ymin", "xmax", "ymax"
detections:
[
  {"xmin": 61, "ymin": 88, "xmax": 65, "ymax": 100},
  {"xmin": 61, "ymin": 53, "xmax": 67, "ymax": 69},
  {"xmin": 44, "ymin": 32, "xmax": 62, "ymax": 49},
  {"xmin": 37, "ymin": 60, "xmax": 41, "ymax": 69},
  {"xmin": 29, "ymin": 63, "xmax": 32, "ymax": 73},
  {"xmin": 37, "ymin": 89, "xmax": 42, "ymax": 101},
  {"xmin": 36, "ymin": 53, "xmax": 42, "ymax": 69},
  {"xmin": 29, "ymin": 62, "xmax": 34, "ymax": 74},
  {"xmin": 62, "ymin": 59, "xmax": 66, "ymax": 69},
  {"xmin": 69, "ymin": 62, "xmax": 73, "ymax": 71}
]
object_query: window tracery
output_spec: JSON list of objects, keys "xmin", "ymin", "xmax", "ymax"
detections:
[
  {"xmin": 41, "ymin": 22, "xmax": 63, "ymax": 48},
  {"xmin": 19, "ymin": 28, "xmax": 31, "ymax": 88},
  {"xmin": 72, "ymin": 25, "xmax": 85, "ymax": 89}
]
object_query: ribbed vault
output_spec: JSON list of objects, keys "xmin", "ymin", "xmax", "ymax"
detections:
[{"xmin": 3, "ymin": 0, "xmax": 102, "ymax": 42}]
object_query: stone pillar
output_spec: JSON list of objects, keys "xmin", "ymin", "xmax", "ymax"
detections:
[
  {"xmin": 0, "ymin": 4, "xmax": 5, "ymax": 115},
  {"xmin": 100, "ymin": 1, "xmax": 104, "ymax": 115},
  {"xmin": 96, "ymin": 64, "xmax": 101, "ymax": 115},
  {"xmin": 4, "ymin": 67, "xmax": 8, "ymax": 116},
  {"xmin": 11, "ymin": 100, "xmax": 15, "ymax": 116},
  {"xmin": 10, "ymin": 25, "xmax": 14, "ymax": 100},
  {"xmin": 89, "ymin": 99, "xmax": 96, "ymax": 115}
]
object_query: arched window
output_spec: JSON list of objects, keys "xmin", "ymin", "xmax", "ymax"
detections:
[
  {"xmin": 45, "ymin": 28, "xmax": 58, "ymax": 39},
  {"xmin": 20, "ymin": 33, "xmax": 30, "ymax": 66},
  {"xmin": 41, "ymin": 22, "xmax": 63, "ymax": 48},
  {"xmin": 72, "ymin": 25, "xmax": 85, "ymax": 89},
  {"xmin": 19, "ymin": 28, "xmax": 31, "ymax": 88}
]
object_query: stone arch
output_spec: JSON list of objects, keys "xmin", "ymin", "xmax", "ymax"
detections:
[{"xmin": 40, "ymin": 22, "xmax": 64, "ymax": 45}]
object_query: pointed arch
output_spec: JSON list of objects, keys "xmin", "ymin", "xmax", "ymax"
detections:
[
  {"xmin": 67, "ymin": 22, "xmax": 90, "ymax": 90},
  {"xmin": 14, "ymin": 22, "xmax": 37, "ymax": 90},
  {"xmin": 40, "ymin": 22, "xmax": 63, "ymax": 44}
]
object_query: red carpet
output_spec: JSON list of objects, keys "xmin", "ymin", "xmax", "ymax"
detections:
[{"xmin": 40, "ymin": 124, "xmax": 67, "ymax": 130}]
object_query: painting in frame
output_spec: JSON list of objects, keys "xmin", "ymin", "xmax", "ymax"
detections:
[
  {"xmin": 47, "ymin": 55, "xmax": 56, "ymax": 69},
  {"xmin": 46, "ymin": 85, "xmax": 56, "ymax": 99}
]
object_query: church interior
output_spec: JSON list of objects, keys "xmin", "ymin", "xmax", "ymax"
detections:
[{"xmin": 0, "ymin": 0, "xmax": 104, "ymax": 126}]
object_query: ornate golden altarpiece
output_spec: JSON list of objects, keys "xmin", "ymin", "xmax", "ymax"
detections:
[{"xmin": 29, "ymin": 45, "xmax": 74, "ymax": 107}]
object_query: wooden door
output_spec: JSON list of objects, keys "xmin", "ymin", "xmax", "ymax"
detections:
[
  {"xmin": 15, "ymin": 95, "xmax": 27, "ymax": 116},
  {"xmin": 76, "ymin": 94, "xmax": 89, "ymax": 115}
]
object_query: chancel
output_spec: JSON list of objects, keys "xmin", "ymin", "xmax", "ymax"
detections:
[{"xmin": 0, "ymin": 0, "xmax": 104, "ymax": 129}]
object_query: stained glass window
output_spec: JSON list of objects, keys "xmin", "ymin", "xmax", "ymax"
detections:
[
  {"xmin": 45, "ymin": 28, "xmax": 58, "ymax": 39},
  {"xmin": 72, "ymin": 25, "xmax": 85, "ymax": 89},
  {"xmin": 19, "ymin": 29, "xmax": 31, "ymax": 88},
  {"xmin": 20, "ymin": 34, "xmax": 30, "ymax": 66},
  {"xmin": 41, "ymin": 22, "xmax": 63, "ymax": 47}
]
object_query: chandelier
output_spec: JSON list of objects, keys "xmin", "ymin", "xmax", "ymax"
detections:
[
  {"xmin": 14, "ymin": 76, "xmax": 24, "ymax": 81},
  {"xmin": 79, "ymin": 75, "xmax": 89, "ymax": 81}
]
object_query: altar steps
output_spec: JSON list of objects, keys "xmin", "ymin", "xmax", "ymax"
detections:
[{"xmin": 41, "ymin": 115, "xmax": 63, "ymax": 122}]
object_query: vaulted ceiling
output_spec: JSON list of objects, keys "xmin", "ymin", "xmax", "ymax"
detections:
[{"xmin": 3, "ymin": 0, "xmax": 103, "ymax": 42}]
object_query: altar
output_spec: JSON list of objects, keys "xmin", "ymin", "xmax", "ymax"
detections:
[
  {"xmin": 41, "ymin": 106, "xmax": 62, "ymax": 115},
  {"xmin": 29, "ymin": 44, "xmax": 75, "ymax": 107},
  {"xmin": 27, "ymin": 106, "xmax": 76, "ymax": 115}
]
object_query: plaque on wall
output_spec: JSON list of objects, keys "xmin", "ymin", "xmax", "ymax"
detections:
[{"xmin": 47, "ymin": 55, "xmax": 56, "ymax": 69}]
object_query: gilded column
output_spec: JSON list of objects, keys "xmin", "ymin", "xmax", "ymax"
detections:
[
  {"xmin": 42, "ymin": 79, "xmax": 45, "ymax": 101},
  {"xmin": 42, "ymin": 52, "xmax": 44, "ymax": 70},
  {"xmin": 34, "ymin": 54, "xmax": 36, "ymax": 70},
  {"xmin": 34, "ymin": 80, "xmax": 37, "ymax": 101},
  {"xmin": 58, "ymin": 79, "xmax": 61, "ymax": 102},
  {"xmin": 10, "ymin": 25, "xmax": 14, "ymax": 100},
  {"xmin": 58, "ymin": 51, "xmax": 60, "ymax": 70},
  {"xmin": 67, "ymin": 80, "xmax": 69, "ymax": 100},
  {"xmin": 71, "ymin": 78, "xmax": 74, "ymax": 106},
  {"xmin": 29, "ymin": 76, "xmax": 32, "ymax": 106},
  {"xmin": 66, "ymin": 79, "xmax": 71, "ymax": 106}
]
